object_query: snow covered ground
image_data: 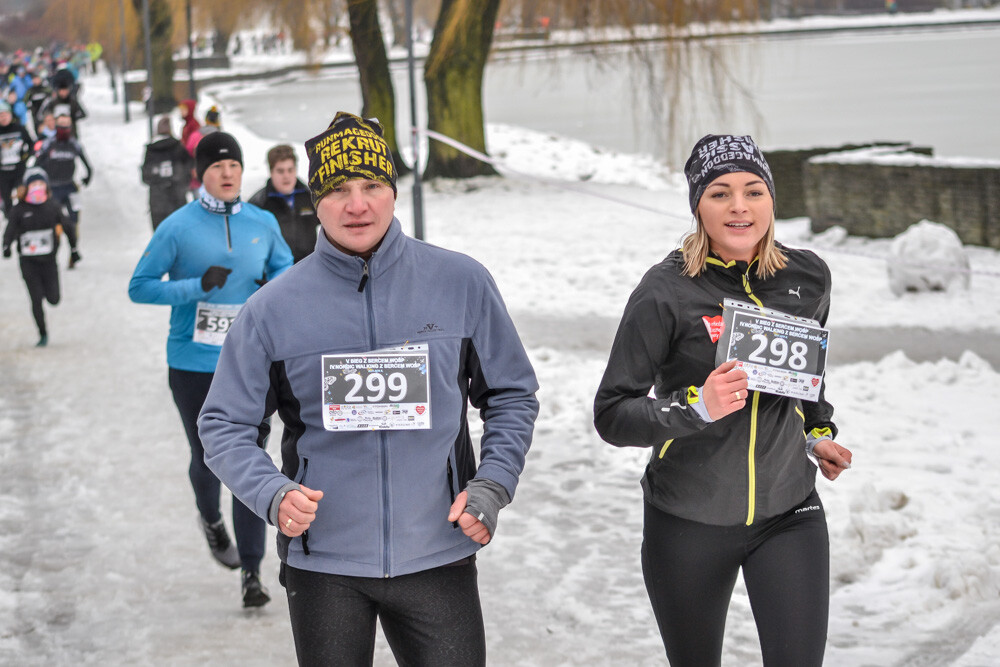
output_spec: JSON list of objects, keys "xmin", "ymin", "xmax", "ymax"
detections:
[{"xmin": 2, "ymin": 37, "xmax": 1000, "ymax": 666}]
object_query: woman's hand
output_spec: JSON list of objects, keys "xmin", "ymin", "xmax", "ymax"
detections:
[
  {"xmin": 702, "ymin": 360, "xmax": 749, "ymax": 420},
  {"xmin": 278, "ymin": 485, "xmax": 324, "ymax": 537},
  {"xmin": 813, "ymin": 440, "xmax": 853, "ymax": 481}
]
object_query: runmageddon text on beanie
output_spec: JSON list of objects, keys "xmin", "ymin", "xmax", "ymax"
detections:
[
  {"xmin": 683, "ymin": 134, "xmax": 775, "ymax": 214},
  {"xmin": 305, "ymin": 112, "xmax": 397, "ymax": 205},
  {"xmin": 195, "ymin": 131, "xmax": 243, "ymax": 181}
]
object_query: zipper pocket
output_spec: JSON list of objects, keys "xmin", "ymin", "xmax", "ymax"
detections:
[
  {"xmin": 300, "ymin": 458, "xmax": 311, "ymax": 555},
  {"xmin": 446, "ymin": 459, "xmax": 459, "ymax": 528}
]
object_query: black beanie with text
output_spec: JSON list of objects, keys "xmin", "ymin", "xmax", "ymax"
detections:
[{"xmin": 684, "ymin": 134, "xmax": 775, "ymax": 214}]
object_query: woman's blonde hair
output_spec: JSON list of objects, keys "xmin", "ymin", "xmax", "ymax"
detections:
[{"xmin": 681, "ymin": 212, "xmax": 787, "ymax": 279}]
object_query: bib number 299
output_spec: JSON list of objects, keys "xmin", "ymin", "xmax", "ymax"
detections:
[{"xmin": 343, "ymin": 372, "xmax": 408, "ymax": 403}]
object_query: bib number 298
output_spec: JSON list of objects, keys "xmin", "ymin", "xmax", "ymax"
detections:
[{"xmin": 747, "ymin": 335, "xmax": 809, "ymax": 371}]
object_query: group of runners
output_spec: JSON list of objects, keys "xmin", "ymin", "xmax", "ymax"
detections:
[
  {"xmin": 2, "ymin": 46, "xmax": 92, "ymax": 347},
  {"xmin": 4, "ymin": 47, "xmax": 854, "ymax": 666}
]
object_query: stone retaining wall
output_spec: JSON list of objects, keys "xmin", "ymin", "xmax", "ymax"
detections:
[
  {"xmin": 764, "ymin": 142, "xmax": 930, "ymax": 218},
  {"xmin": 803, "ymin": 149, "xmax": 1000, "ymax": 249}
]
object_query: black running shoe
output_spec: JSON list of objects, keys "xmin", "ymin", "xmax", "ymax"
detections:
[
  {"xmin": 200, "ymin": 517, "xmax": 240, "ymax": 569},
  {"xmin": 241, "ymin": 570, "xmax": 271, "ymax": 608}
]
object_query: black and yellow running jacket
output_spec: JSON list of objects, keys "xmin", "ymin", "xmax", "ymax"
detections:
[{"xmin": 594, "ymin": 243, "xmax": 837, "ymax": 526}]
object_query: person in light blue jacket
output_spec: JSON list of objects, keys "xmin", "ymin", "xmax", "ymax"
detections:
[
  {"xmin": 129, "ymin": 131, "xmax": 293, "ymax": 609},
  {"xmin": 199, "ymin": 113, "xmax": 539, "ymax": 666}
]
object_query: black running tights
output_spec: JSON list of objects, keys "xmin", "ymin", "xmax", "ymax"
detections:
[
  {"xmin": 641, "ymin": 489, "xmax": 830, "ymax": 667},
  {"xmin": 282, "ymin": 559, "xmax": 486, "ymax": 667}
]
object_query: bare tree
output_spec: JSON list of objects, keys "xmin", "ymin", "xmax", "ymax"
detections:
[
  {"xmin": 346, "ymin": 0, "xmax": 409, "ymax": 173},
  {"xmin": 422, "ymin": 0, "xmax": 501, "ymax": 179}
]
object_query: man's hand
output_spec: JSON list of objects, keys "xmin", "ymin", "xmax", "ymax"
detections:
[
  {"xmin": 448, "ymin": 491, "xmax": 491, "ymax": 545},
  {"xmin": 278, "ymin": 485, "xmax": 324, "ymax": 537}
]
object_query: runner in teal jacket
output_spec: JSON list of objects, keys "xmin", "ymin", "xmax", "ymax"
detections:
[
  {"xmin": 128, "ymin": 131, "xmax": 293, "ymax": 610},
  {"xmin": 128, "ymin": 190, "xmax": 293, "ymax": 371}
]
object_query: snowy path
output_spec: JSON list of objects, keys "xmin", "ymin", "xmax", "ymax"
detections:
[{"xmin": 2, "ymin": 77, "xmax": 999, "ymax": 666}]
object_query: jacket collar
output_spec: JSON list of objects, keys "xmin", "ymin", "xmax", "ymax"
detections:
[{"xmin": 315, "ymin": 217, "xmax": 405, "ymax": 281}]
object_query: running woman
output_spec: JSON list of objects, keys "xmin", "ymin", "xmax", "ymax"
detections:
[{"xmin": 594, "ymin": 135, "xmax": 853, "ymax": 667}]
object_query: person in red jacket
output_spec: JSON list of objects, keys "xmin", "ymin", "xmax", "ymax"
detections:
[{"xmin": 178, "ymin": 98, "xmax": 200, "ymax": 147}]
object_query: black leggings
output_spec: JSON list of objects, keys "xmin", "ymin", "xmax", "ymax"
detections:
[
  {"xmin": 19, "ymin": 257, "xmax": 60, "ymax": 337},
  {"xmin": 168, "ymin": 367, "xmax": 266, "ymax": 572},
  {"xmin": 282, "ymin": 559, "xmax": 486, "ymax": 667},
  {"xmin": 641, "ymin": 489, "xmax": 830, "ymax": 667}
]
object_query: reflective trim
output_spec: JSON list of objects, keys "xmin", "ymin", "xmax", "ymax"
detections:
[{"xmin": 659, "ymin": 439, "xmax": 674, "ymax": 459}]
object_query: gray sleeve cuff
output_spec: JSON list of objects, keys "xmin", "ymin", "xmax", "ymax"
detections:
[
  {"xmin": 462, "ymin": 477, "xmax": 511, "ymax": 538},
  {"xmin": 690, "ymin": 385, "xmax": 714, "ymax": 423},
  {"xmin": 268, "ymin": 481, "xmax": 302, "ymax": 527},
  {"xmin": 805, "ymin": 433, "xmax": 833, "ymax": 457}
]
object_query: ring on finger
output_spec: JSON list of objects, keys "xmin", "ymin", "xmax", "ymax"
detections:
[
  {"xmin": 285, "ymin": 518, "xmax": 293, "ymax": 528},
  {"xmin": 734, "ymin": 390, "xmax": 741, "ymax": 401}
]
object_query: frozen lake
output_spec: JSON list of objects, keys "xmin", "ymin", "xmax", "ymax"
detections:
[{"xmin": 219, "ymin": 23, "xmax": 1000, "ymax": 166}]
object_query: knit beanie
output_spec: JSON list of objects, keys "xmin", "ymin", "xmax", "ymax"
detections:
[
  {"xmin": 195, "ymin": 131, "xmax": 243, "ymax": 181},
  {"xmin": 0, "ymin": 101, "xmax": 10, "ymax": 114},
  {"xmin": 305, "ymin": 111, "xmax": 397, "ymax": 205},
  {"xmin": 22, "ymin": 166, "xmax": 48, "ymax": 188},
  {"xmin": 205, "ymin": 105, "xmax": 221, "ymax": 126},
  {"xmin": 684, "ymin": 134, "xmax": 775, "ymax": 214}
]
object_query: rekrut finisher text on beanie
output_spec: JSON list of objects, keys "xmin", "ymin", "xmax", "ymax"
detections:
[
  {"xmin": 684, "ymin": 134, "xmax": 775, "ymax": 214},
  {"xmin": 196, "ymin": 131, "xmax": 243, "ymax": 181},
  {"xmin": 305, "ymin": 112, "xmax": 397, "ymax": 205}
]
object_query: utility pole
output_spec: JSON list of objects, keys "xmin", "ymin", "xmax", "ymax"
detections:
[
  {"xmin": 141, "ymin": 0, "xmax": 154, "ymax": 139},
  {"xmin": 406, "ymin": 0, "xmax": 424, "ymax": 240},
  {"xmin": 119, "ymin": 0, "xmax": 130, "ymax": 122},
  {"xmin": 186, "ymin": 0, "xmax": 196, "ymax": 100}
]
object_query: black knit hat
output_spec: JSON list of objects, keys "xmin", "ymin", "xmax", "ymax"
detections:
[
  {"xmin": 684, "ymin": 134, "xmax": 775, "ymax": 214},
  {"xmin": 305, "ymin": 112, "xmax": 396, "ymax": 205},
  {"xmin": 196, "ymin": 131, "xmax": 243, "ymax": 181}
]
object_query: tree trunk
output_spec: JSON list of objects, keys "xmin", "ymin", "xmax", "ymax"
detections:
[
  {"xmin": 347, "ymin": 0, "xmax": 410, "ymax": 174},
  {"xmin": 423, "ymin": 0, "xmax": 500, "ymax": 180},
  {"xmin": 131, "ymin": 0, "xmax": 176, "ymax": 114},
  {"xmin": 385, "ymin": 0, "xmax": 408, "ymax": 48}
]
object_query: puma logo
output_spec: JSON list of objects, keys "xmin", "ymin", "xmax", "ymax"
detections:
[{"xmin": 788, "ymin": 286, "xmax": 801, "ymax": 298}]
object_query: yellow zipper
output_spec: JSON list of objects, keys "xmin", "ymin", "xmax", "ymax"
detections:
[
  {"xmin": 746, "ymin": 391, "xmax": 760, "ymax": 525},
  {"xmin": 743, "ymin": 261, "xmax": 761, "ymax": 525}
]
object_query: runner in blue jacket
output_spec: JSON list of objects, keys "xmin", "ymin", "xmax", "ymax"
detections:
[
  {"xmin": 199, "ymin": 113, "xmax": 538, "ymax": 666},
  {"xmin": 129, "ymin": 131, "xmax": 293, "ymax": 608}
]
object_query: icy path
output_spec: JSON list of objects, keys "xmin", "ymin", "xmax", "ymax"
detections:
[{"xmin": 2, "ymin": 80, "xmax": 999, "ymax": 666}]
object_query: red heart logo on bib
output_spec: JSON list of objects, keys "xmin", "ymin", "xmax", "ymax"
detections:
[{"xmin": 415, "ymin": 405, "xmax": 426, "ymax": 415}]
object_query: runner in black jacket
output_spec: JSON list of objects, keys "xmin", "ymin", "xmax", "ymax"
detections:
[
  {"xmin": 247, "ymin": 144, "xmax": 318, "ymax": 263},
  {"xmin": 594, "ymin": 135, "xmax": 852, "ymax": 667},
  {"xmin": 141, "ymin": 116, "xmax": 193, "ymax": 230},
  {"xmin": 0, "ymin": 101, "xmax": 33, "ymax": 218},
  {"xmin": 2, "ymin": 167, "xmax": 78, "ymax": 347}
]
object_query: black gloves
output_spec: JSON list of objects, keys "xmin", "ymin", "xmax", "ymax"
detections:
[
  {"xmin": 69, "ymin": 249, "xmax": 81, "ymax": 267},
  {"xmin": 82, "ymin": 174, "xmax": 92, "ymax": 187},
  {"xmin": 254, "ymin": 270, "xmax": 267, "ymax": 288},
  {"xmin": 2, "ymin": 246, "xmax": 10, "ymax": 259},
  {"xmin": 201, "ymin": 265, "xmax": 232, "ymax": 292}
]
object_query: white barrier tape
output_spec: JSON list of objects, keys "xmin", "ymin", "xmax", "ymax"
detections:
[
  {"xmin": 418, "ymin": 127, "xmax": 1000, "ymax": 279},
  {"xmin": 421, "ymin": 128, "xmax": 691, "ymax": 221}
]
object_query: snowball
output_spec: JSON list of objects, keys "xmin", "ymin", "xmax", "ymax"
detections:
[{"xmin": 887, "ymin": 220, "xmax": 970, "ymax": 297}]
